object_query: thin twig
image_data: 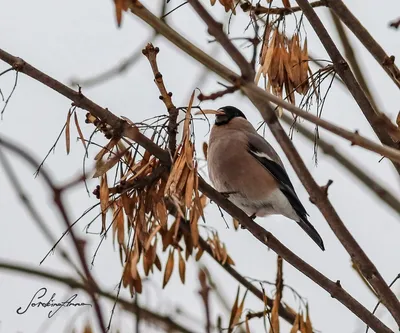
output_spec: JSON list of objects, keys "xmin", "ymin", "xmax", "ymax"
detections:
[
  {"xmin": 0, "ymin": 136, "xmax": 108, "ymax": 333},
  {"xmin": 326, "ymin": 0, "xmax": 400, "ymax": 89},
  {"xmin": 295, "ymin": 0, "xmax": 400, "ymax": 177},
  {"xmin": 198, "ymin": 269, "xmax": 212, "ymax": 333},
  {"xmin": 187, "ymin": 0, "xmax": 254, "ymax": 80},
  {"xmin": 281, "ymin": 113, "xmax": 400, "ymax": 218},
  {"xmin": 0, "ymin": 45, "xmax": 393, "ymax": 333},
  {"xmin": 0, "ymin": 260, "xmax": 197, "ymax": 333},
  {"xmin": 240, "ymin": 0, "xmax": 326, "ymax": 16},
  {"xmin": 294, "ymin": 0, "xmax": 400, "ymax": 325},
  {"xmin": 142, "ymin": 43, "xmax": 179, "ymax": 157}
]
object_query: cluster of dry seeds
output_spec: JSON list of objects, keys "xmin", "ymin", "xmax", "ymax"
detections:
[
  {"xmin": 210, "ymin": 0, "xmax": 236, "ymax": 14},
  {"xmin": 256, "ymin": 27, "xmax": 310, "ymax": 116},
  {"xmin": 81, "ymin": 95, "xmax": 234, "ymax": 295}
]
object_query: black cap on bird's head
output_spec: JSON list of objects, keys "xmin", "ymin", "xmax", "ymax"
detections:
[
  {"xmin": 195, "ymin": 106, "xmax": 247, "ymax": 125},
  {"xmin": 214, "ymin": 106, "xmax": 246, "ymax": 126}
]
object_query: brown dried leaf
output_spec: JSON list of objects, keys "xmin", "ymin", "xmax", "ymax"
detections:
[
  {"xmin": 144, "ymin": 226, "xmax": 161, "ymax": 251},
  {"xmin": 156, "ymin": 200, "xmax": 168, "ymax": 228},
  {"xmin": 95, "ymin": 138, "xmax": 119, "ymax": 161},
  {"xmin": 270, "ymin": 256, "xmax": 283, "ymax": 333},
  {"xmin": 163, "ymin": 249, "xmax": 175, "ymax": 288},
  {"xmin": 185, "ymin": 169, "xmax": 195, "ymax": 209},
  {"xmin": 290, "ymin": 313, "xmax": 301, "ymax": 333},
  {"xmin": 305, "ymin": 305, "xmax": 313, "ymax": 333},
  {"xmin": 228, "ymin": 287, "xmax": 241, "ymax": 332},
  {"xmin": 65, "ymin": 110, "xmax": 72, "ymax": 155},
  {"xmin": 178, "ymin": 249, "xmax": 186, "ymax": 284},
  {"xmin": 226, "ymin": 254, "xmax": 235, "ymax": 266},
  {"xmin": 282, "ymin": 0, "xmax": 291, "ymax": 8},
  {"xmin": 154, "ymin": 255, "xmax": 162, "ymax": 271},
  {"xmin": 195, "ymin": 246, "xmax": 204, "ymax": 261},
  {"xmin": 100, "ymin": 174, "xmax": 109, "ymax": 234},
  {"xmin": 115, "ymin": 204, "xmax": 125, "ymax": 245},
  {"xmin": 264, "ymin": 29, "xmax": 278, "ymax": 76},
  {"xmin": 176, "ymin": 165, "xmax": 190, "ymax": 198},
  {"xmin": 300, "ymin": 38, "xmax": 309, "ymax": 94},
  {"xmin": 290, "ymin": 34, "xmax": 301, "ymax": 89},
  {"xmin": 190, "ymin": 208, "xmax": 200, "ymax": 248},
  {"xmin": 230, "ymin": 218, "xmax": 239, "ymax": 231},
  {"xmin": 93, "ymin": 147, "xmax": 129, "ymax": 178},
  {"xmin": 73, "ymin": 112, "xmax": 87, "ymax": 153},
  {"xmin": 130, "ymin": 245, "xmax": 140, "ymax": 280},
  {"xmin": 133, "ymin": 272, "xmax": 142, "ymax": 294},
  {"xmin": 300, "ymin": 315, "xmax": 307, "ymax": 333}
]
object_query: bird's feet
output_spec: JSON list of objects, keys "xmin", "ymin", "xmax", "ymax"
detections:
[
  {"xmin": 240, "ymin": 213, "xmax": 256, "ymax": 229},
  {"xmin": 219, "ymin": 191, "xmax": 238, "ymax": 199}
]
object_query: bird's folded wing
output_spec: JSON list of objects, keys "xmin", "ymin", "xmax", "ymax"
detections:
[{"xmin": 247, "ymin": 134, "xmax": 309, "ymax": 218}]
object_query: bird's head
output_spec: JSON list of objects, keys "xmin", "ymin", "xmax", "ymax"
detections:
[{"xmin": 196, "ymin": 106, "xmax": 247, "ymax": 126}]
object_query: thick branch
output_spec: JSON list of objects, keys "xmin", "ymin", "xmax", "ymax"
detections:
[
  {"xmin": 294, "ymin": 0, "xmax": 400, "ymax": 176},
  {"xmin": 0, "ymin": 48, "xmax": 298, "ymax": 326},
  {"xmin": 326, "ymin": 0, "xmax": 400, "ymax": 89},
  {"xmin": 294, "ymin": 0, "xmax": 400, "ymax": 324},
  {"xmin": 0, "ymin": 261, "xmax": 197, "ymax": 333},
  {"xmin": 0, "ymin": 55, "xmax": 392, "ymax": 333},
  {"xmin": 240, "ymin": 0, "xmax": 325, "ymax": 16},
  {"xmin": 126, "ymin": 3, "xmax": 400, "ymax": 166}
]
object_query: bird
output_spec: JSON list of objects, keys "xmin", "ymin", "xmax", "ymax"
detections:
[{"xmin": 199, "ymin": 105, "xmax": 325, "ymax": 251}]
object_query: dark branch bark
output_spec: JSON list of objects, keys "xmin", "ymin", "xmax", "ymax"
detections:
[
  {"xmin": 294, "ymin": 0, "xmax": 400, "ymax": 325},
  {"xmin": 0, "ymin": 50, "xmax": 392, "ymax": 333},
  {"xmin": 0, "ymin": 260, "xmax": 197, "ymax": 333},
  {"xmin": 326, "ymin": 0, "xmax": 400, "ymax": 89},
  {"xmin": 295, "ymin": 0, "xmax": 400, "ymax": 177}
]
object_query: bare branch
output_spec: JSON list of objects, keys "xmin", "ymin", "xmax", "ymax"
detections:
[
  {"xmin": 0, "ymin": 136, "xmax": 107, "ymax": 333},
  {"xmin": 0, "ymin": 44, "xmax": 393, "ymax": 333},
  {"xmin": 240, "ymin": 0, "xmax": 326, "ymax": 15},
  {"xmin": 142, "ymin": 43, "xmax": 179, "ymax": 157},
  {"xmin": 326, "ymin": 0, "xmax": 400, "ymax": 89},
  {"xmin": 281, "ymin": 114, "xmax": 400, "ymax": 218},
  {"xmin": 295, "ymin": 0, "xmax": 400, "ymax": 177},
  {"xmin": 0, "ymin": 260, "xmax": 197, "ymax": 333}
]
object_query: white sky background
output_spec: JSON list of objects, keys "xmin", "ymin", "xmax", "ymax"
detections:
[{"xmin": 0, "ymin": 0, "xmax": 399, "ymax": 332}]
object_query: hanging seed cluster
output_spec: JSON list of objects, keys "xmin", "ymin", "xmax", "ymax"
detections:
[
  {"xmin": 81, "ymin": 94, "xmax": 235, "ymax": 295},
  {"xmin": 256, "ymin": 26, "xmax": 310, "ymax": 115},
  {"xmin": 210, "ymin": 0, "xmax": 236, "ymax": 14}
]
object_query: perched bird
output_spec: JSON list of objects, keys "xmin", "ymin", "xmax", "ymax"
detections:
[{"xmin": 200, "ymin": 106, "xmax": 325, "ymax": 251}]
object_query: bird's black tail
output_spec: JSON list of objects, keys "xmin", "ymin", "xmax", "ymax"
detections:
[{"xmin": 297, "ymin": 218, "xmax": 325, "ymax": 251}]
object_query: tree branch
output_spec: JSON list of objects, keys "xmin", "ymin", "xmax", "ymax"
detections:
[
  {"xmin": 326, "ymin": 0, "xmax": 400, "ymax": 89},
  {"xmin": 294, "ymin": 0, "xmax": 400, "ymax": 325},
  {"xmin": 0, "ymin": 260, "xmax": 198, "ymax": 333},
  {"xmin": 294, "ymin": 0, "xmax": 400, "ymax": 177},
  {"xmin": 142, "ymin": 43, "xmax": 179, "ymax": 157},
  {"xmin": 187, "ymin": 0, "xmax": 254, "ymax": 80},
  {"xmin": 126, "ymin": 2, "xmax": 400, "ymax": 165},
  {"xmin": 0, "ymin": 43, "xmax": 393, "ymax": 333},
  {"xmin": 281, "ymin": 114, "xmax": 400, "ymax": 218},
  {"xmin": 240, "ymin": 0, "xmax": 326, "ymax": 16},
  {"xmin": 0, "ymin": 136, "xmax": 107, "ymax": 333}
]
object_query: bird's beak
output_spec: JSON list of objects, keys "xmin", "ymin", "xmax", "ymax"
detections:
[{"xmin": 194, "ymin": 109, "xmax": 225, "ymax": 116}]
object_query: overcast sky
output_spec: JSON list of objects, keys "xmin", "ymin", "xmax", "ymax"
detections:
[{"xmin": 1, "ymin": 1, "xmax": 400, "ymax": 332}]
